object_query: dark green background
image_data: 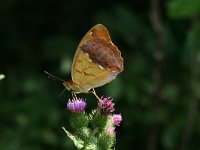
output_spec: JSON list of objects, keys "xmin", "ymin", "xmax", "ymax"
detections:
[{"xmin": 1, "ymin": 0, "xmax": 200, "ymax": 149}]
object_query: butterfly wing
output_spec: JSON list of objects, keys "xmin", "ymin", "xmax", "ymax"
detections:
[
  {"xmin": 71, "ymin": 24, "xmax": 111, "ymax": 80},
  {"xmin": 71, "ymin": 24, "xmax": 123, "ymax": 91}
]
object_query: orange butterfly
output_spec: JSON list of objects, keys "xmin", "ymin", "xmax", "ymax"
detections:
[{"xmin": 45, "ymin": 24, "xmax": 123, "ymax": 99}]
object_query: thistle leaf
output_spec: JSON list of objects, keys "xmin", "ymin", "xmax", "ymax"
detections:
[{"xmin": 62, "ymin": 127, "xmax": 84, "ymax": 149}]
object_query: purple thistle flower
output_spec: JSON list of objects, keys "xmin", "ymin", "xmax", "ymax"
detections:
[
  {"xmin": 111, "ymin": 114, "xmax": 122, "ymax": 126},
  {"xmin": 67, "ymin": 98, "xmax": 86, "ymax": 113},
  {"xmin": 98, "ymin": 97, "xmax": 115, "ymax": 115},
  {"xmin": 105, "ymin": 127, "xmax": 115, "ymax": 136}
]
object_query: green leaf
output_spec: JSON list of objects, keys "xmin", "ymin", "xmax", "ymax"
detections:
[{"xmin": 62, "ymin": 127, "xmax": 84, "ymax": 149}]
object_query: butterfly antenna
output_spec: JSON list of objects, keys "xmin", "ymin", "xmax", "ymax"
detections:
[
  {"xmin": 91, "ymin": 89, "xmax": 101, "ymax": 101},
  {"xmin": 44, "ymin": 71, "xmax": 66, "ymax": 83}
]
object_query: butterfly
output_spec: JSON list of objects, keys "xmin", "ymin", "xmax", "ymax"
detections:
[{"xmin": 45, "ymin": 24, "xmax": 123, "ymax": 100}]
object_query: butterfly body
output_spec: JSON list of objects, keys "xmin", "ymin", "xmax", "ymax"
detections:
[
  {"xmin": 63, "ymin": 81, "xmax": 90, "ymax": 93},
  {"xmin": 63, "ymin": 24, "xmax": 123, "ymax": 94}
]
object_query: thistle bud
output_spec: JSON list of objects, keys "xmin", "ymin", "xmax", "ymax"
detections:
[
  {"xmin": 98, "ymin": 97, "xmax": 115, "ymax": 115},
  {"xmin": 111, "ymin": 114, "xmax": 122, "ymax": 126}
]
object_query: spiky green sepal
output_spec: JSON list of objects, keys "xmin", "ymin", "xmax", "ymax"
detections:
[{"xmin": 70, "ymin": 112, "xmax": 89, "ymax": 130}]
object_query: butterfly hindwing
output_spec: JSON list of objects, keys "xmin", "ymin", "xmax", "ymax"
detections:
[{"xmin": 70, "ymin": 24, "xmax": 123, "ymax": 91}]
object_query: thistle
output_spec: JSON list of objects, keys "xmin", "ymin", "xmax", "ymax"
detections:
[
  {"xmin": 67, "ymin": 98, "xmax": 86, "ymax": 113},
  {"xmin": 62, "ymin": 96, "xmax": 122, "ymax": 150}
]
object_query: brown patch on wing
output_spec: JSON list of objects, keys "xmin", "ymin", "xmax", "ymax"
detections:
[
  {"xmin": 90, "ymin": 25, "xmax": 111, "ymax": 41},
  {"xmin": 82, "ymin": 38, "xmax": 123, "ymax": 72}
]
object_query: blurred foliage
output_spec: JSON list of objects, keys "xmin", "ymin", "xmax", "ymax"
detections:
[
  {"xmin": 0, "ymin": 0, "xmax": 200, "ymax": 150},
  {"xmin": 167, "ymin": 0, "xmax": 200, "ymax": 18}
]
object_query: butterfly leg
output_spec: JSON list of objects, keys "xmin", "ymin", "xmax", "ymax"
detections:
[
  {"xmin": 71, "ymin": 92, "xmax": 78, "ymax": 99},
  {"xmin": 59, "ymin": 88, "xmax": 66, "ymax": 97},
  {"xmin": 91, "ymin": 89, "xmax": 101, "ymax": 101}
]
